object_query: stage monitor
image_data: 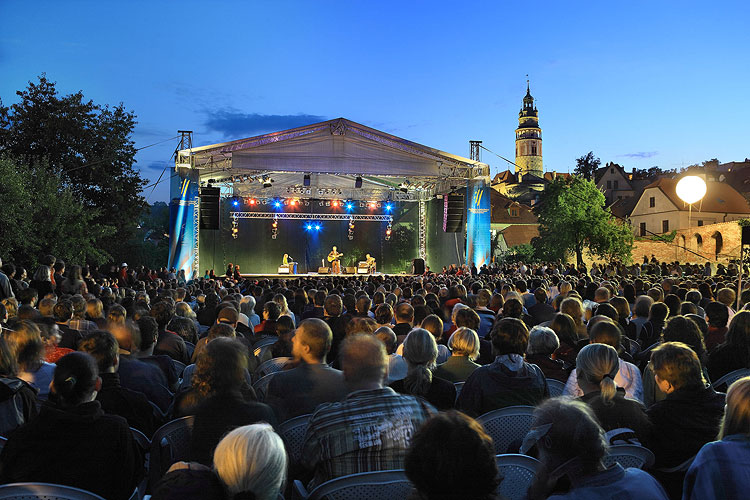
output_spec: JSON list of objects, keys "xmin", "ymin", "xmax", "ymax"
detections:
[{"xmin": 199, "ymin": 187, "xmax": 221, "ymax": 230}]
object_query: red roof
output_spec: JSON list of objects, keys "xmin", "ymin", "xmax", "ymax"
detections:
[{"xmin": 500, "ymin": 225, "xmax": 539, "ymax": 247}]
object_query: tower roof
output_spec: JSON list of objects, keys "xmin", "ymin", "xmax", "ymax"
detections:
[{"xmin": 520, "ymin": 79, "xmax": 537, "ymax": 116}]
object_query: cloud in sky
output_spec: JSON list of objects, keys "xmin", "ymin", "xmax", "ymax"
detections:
[
  {"xmin": 618, "ymin": 151, "xmax": 659, "ymax": 159},
  {"xmin": 204, "ymin": 110, "xmax": 328, "ymax": 139}
]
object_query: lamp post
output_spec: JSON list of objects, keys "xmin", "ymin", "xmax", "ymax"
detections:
[{"xmin": 675, "ymin": 175, "xmax": 707, "ymax": 231}]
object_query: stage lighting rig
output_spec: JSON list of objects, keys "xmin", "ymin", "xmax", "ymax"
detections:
[
  {"xmin": 262, "ymin": 175, "xmax": 274, "ymax": 188},
  {"xmin": 271, "ymin": 218, "xmax": 278, "ymax": 239},
  {"xmin": 385, "ymin": 222, "xmax": 392, "ymax": 240},
  {"xmin": 231, "ymin": 214, "xmax": 239, "ymax": 239},
  {"xmin": 348, "ymin": 218, "xmax": 355, "ymax": 240}
]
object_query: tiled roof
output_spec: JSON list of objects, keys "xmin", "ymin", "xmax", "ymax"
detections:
[{"xmin": 643, "ymin": 177, "xmax": 750, "ymax": 214}]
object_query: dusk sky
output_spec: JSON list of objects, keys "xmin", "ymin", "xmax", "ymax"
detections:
[{"xmin": 2, "ymin": 1, "xmax": 748, "ymax": 204}]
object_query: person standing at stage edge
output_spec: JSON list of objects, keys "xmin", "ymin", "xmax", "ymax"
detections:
[{"xmin": 328, "ymin": 246, "xmax": 343, "ymax": 274}]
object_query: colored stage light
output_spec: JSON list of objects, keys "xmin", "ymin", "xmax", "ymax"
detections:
[
  {"xmin": 385, "ymin": 203, "xmax": 393, "ymax": 212},
  {"xmin": 368, "ymin": 202, "xmax": 376, "ymax": 209},
  {"xmin": 332, "ymin": 200, "xmax": 340, "ymax": 207},
  {"xmin": 249, "ymin": 198, "xmax": 256, "ymax": 205},
  {"xmin": 274, "ymin": 200, "xmax": 282, "ymax": 208},
  {"xmin": 290, "ymin": 199, "xmax": 297, "ymax": 206},
  {"xmin": 305, "ymin": 224, "xmax": 313, "ymax": 231},
  {"xmin": 232, "ymin": 198, "xmax": 240, "ymax": 207},
  {"xmin": 315, "ymin": 224, "xmax": 321, "ymax": 231},
  {"xmin": 345, "ymin": 202, "xmax": 354, "ymax": 211}
]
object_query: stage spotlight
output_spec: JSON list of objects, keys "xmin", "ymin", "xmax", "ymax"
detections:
[
  {"xmin": 305, "ymin": 223, "xmax": 313, "ymax": 231},
  {"xmin": 368, "ymin": 202, "xmax": 376, "ymax": 209},
  {"xmin": 290, "ymin": 199, "xmax": 297, "ymax": 206},
  {"xmin": 315, "ymin": 224, "xmax": 321, "ymax": 231},
  {"xmin": 332, "ymin": 200, "xmax": 340, "ymax": 207},
  {"xmin": 231, "ymin": 198, "xmax": 240, "ymax": 208},
  {"xmin": 345, "ymin": 202, "xmax": 354, "ymax": 211},
  {"xmin": 249, "ymin": 198, "xmax": 257, "ymax": 205},
  {"xmin": 274, "ymin": 200, "xmax": 282, "ymax": 209},
  {"xmin": 385, "ymin": 223, "xmax": 392, "ymax": 241},
  {"xmin": 385, "ymin": 203, "xmax": 393, "ymax": 212}
]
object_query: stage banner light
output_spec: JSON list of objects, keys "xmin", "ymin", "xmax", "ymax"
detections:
[
  {"xmin": 168, "ymin": 176, "xmax": 199, "ymax": 280},
  {"xmin": 465, "ymin": 177, "xmax": 491, "ymax": 269}
]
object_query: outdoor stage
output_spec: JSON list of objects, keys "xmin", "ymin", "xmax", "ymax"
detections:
[
  {"xmin": 168, "ymin": 118, "xmax": 492, "ymax": 278},
  {"xmin": 238, "ymin": 272, "xmax": 403, "ymax": 280}
]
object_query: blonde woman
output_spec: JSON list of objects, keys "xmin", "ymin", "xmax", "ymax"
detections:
[
  {"xmin": 560, "ymin": 297, "xmax": 587, "ymax": 338},
  {"xmin": 434, "ymin": 327, "xmax": 481, "ymax": 382}
]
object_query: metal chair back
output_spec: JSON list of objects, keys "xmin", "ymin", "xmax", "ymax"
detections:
[
  {"xmin": 477, "ymin": 405, "xmax": 536, "ymax": 454},
  {"xmin": 495, "ymin": 454, "xmax": 541, "ymax": 500}
]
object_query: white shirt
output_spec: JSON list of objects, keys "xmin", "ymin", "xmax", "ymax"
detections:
[{"xmin": 562, "ymin": 358, "xmax": 644, "ymax": 402}]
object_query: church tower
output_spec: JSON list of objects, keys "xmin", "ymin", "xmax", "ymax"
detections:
[{"xmin": 515, "ymin": 81, "xmax": 543, "ymax": 177}]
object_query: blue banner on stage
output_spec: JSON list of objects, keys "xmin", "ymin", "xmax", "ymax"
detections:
[
  {"xmin": 466, "ymin": 178, "xmax": 491, "ymax": 269},
  {"xmin": 168, "ymin": 177, "xmax": 199, "ymax": 280}
]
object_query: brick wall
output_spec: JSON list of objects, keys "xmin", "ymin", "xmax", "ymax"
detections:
[{"xmin": 632, "ymin": 221, "xmax": 741, "ymax": 264}]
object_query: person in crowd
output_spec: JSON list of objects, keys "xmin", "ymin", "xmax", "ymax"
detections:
[
  {"xmin": 434, "ymin": 327, "xmax": 481, "ymax": 383},
  {"xmin": 392, "ymin": 302, "xmax": 415, "ymax": 341},
  {"xmin": 550, "ymin": 312, "xmax": 580, "ymax": 366},
  {"xmin": 525, "ymin": 325, "xmax": 569, "ymax": 382},
  {"xmin": 0, "ymin": 258, "xmax": 14, "ymax": 301},
  {"xmin": 390, "ymin": 328, "xmax": 455, "ymax": 410},
  {"xmin": 627, "ymin": 296, "xmax": 653, "ymax": 346},
  {"xmin": 154, "ymin": 423, "xmax": 287, "ymax": 500},
  {"xmin": 301, "ymin": 334, "xmax": 435, "ymax": 488},
  {"xmin": 416, "ymin": 314, "xmax": 450, "ymax": 363},
  {"xmin": 708, "ymin": 310, "xmax": 750, "ymax": 383},
  {"xmin": 646, "ymin": 342, "xmax": 726, "ymax": 498},
  {"xmin": 60, "ymin": 265, "xmax": 87, "ymax": 295},
  {"xmin": 0, "ymin": 336, "xmax": 38, "ymax": 436},
  {"xmin": 563, "ymin": 319, "xmax": 643, "ymax": 402},
  {"xmin": 641, "ymin": 302, "xmax": 669, "ymax": 348},
  {"xmin": 34, "ymin": 316, "xmax": 73, "ymax": 363},
  {"xmin": 136, "ymin": 316, "xmax": 179, "ymax": 391},
  {"xmin": 457, "ymin": 318, "xmax": 548, "ymax": 418},
  {"xmin": 375, "ymin": 325, "xmax": 408, "ymax": 383},
  {"xmin": 29, "ymin": 265, "xmax": 54, "ymax": 299},
  {"xmin": 86, "ymin": 298, "xmax": 107, "ymax": 329},
  {"xmin": 53, "ymin": 300, "xmax": 83, "ymax": 349},
  {"xmin": 302, "ymin": 290, "xmax": 326, "ymax": 320},
  {"xmin": 525, "ymin": 399, "xmax": 668, "ymax": 500},
  {"xmin": 78, "ymin": 330, "xmax": 158, "ymax": 436},
  {"xmin": 559, "ymin": 297, "xmax": 587, "ymax": 338},
  {"xmin": 265, "ymin": 319, "xmax": 347, "ymax": 422},
  {"xmin": 183, "ymin": 338, "xmax": 276, "ymax": 465},
  {"xmin": 575, "ymin": 343, "xmax": 652, "ymax": 445},
  {"xmin": 0, "ymin": 352, "xmax": 143, "ymax": 500},
  {"xmin": 528, "ymin": 287, "xmax": 555, "ymax": 326},
  {"xmin": 3, "ymin": 320, "xmax": 56, "ymax": 399},
  {"xmin": 683, "ymin": 376, "xmax": 750, "ymax": 500},
  {"xmin": 255, "ymin": 301, "xmax": 282, "ymax": 336},
  {"xmin": 405, "ymin": 410, "xmax": 499, "ymax": 500},
  {"xmin": 474, "ymin": 289, "xmax": 496, "ymax": 337},
  {"xmin": 151, "ymin": 300, "xmax": 189, "ymax": 364},
  {"xmin": 704, "ymin": 300, "xmax": 730, "ymax": 351},
  {"xmin": 68, "ymin": 295, "xmax": 96, "ymax": 332}
]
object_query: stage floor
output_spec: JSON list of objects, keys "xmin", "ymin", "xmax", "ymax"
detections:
[{"xmin": 238, "ymin": 272, "xmax": 393, "ymax": 279}]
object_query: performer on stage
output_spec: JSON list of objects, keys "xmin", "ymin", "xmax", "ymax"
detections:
[
  {"xmin": 365, "ymin": 253, "xmax": 376, "ymax": 274},
  {"xmin": 282, "ymin": 253, "xmax": 297, "ymax": 274},
  {"xmin": 327, "ymin": 246, "xmax": 343, "ymax": 274}
]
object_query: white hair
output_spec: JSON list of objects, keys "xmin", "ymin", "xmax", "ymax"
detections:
[
  {"xmin": 213, "ymin": 423, "xmax": 287, "ymax": 500},
  {"xmin": 451, "ymin": 303, "xmax": 469, "ymax": 322},
  {"xmin": 527, "ymin": 326, "xmax": 560, "ymax": 355}
]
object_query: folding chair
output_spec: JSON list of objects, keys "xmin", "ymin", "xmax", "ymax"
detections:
[
  {"xmin": 0, "ymin": 483, "xmax": 106, "ymax": 500},
  {"xmin": 477, "ymin": 406, "xmax": 536, "ymax": 455},
  {"xmin": 546, "ymin": 379, "xmax": 565, "ymax": 397},
  {"xmin": 712, "ymin": 368, "xmax": 750, "ymax": 391},
  {"xmin": 279, "ymin": 413, "xmax": 312, "ymax": 465},
  {"xmin": 252, "ymin": 372, "xmax": 277, "ymax": 402},
  {"xmin": 254, "ymin": 357, "xmax": 291, "ymax": 381},
  {"xmin": 495, "ymin": 454, "xmax": 541, "ymax": 500},
  {"xmin": 294, "ymin": 470, "xmax": 413, "ymax": 500},
  {"xmin": 603, "ymin": 444, "xmax": 655, "ymax": 470},
  {"xmin": 148, "ymin": 416, "xmax": 194, "ymax": 490}
]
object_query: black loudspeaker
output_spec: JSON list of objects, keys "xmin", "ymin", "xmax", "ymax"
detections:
[
  {"xmin": 303, "ymin": 174, "xmax": 311, "ymax": 187},
  {"xmin": 355, "ymin": 176, "xmax": 363, "ymax": 188},
  {"xmin": 444, "ymin": 193, "xmax": 464, "ymax": 232},
  {"xmin": 199, "ymin": 187, "xmax": 221, "ymax": 230},
  {"xmin": 412, "ymin": 258, "xmax": 425, "ymax": 275},
  {"xmin": 743, "ymin": 226, "xmax": 750, "ymax": 245}
]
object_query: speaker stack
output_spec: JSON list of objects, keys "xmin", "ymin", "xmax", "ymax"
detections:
[
  {"xmin": 199, "ymin": 187, "xmax": 221, "ymax": 230},
  {"xmin": 444, "ymin": 193, "xmax": 464, "ymax": 232}
]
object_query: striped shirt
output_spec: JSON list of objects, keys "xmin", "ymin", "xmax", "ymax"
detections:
[{"xmin": 301, "ymin": 387, "xmax": 435, "ymax": 487}]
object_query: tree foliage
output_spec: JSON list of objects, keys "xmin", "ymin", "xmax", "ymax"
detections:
[
  {"xmin": 533, "ymin": 176, "xmax": 633, "ymax": 265},
  {"xmin": 0, "ymin": 156, "xmax": 114, "ymax": 267},
  {"xmin": 0, "ymin": 74, "xmax": 146, "ymax": 263},
  {"xmin": 573, "ymin": 151, "xmax": 601, "ymax": 180}
]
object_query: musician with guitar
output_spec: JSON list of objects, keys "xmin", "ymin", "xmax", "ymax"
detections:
[{"xmin": 327, "ymin": 246, "xmax": 343, "ymax": 274}]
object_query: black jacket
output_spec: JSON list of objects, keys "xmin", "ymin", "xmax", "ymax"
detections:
[
  {"xmin": 0, "ymin": 401, "xmax": 143, "ymax": 500},
  {"xmin": 0, "ymin": 376, "xmax": 38, "ymax": 437},
  {"xmin": 97, "ymin": 372, "xmax": 158, "ymax": 436}
]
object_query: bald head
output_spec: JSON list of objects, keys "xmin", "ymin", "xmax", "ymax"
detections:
[{"xmin": 340, "ymin": 334, "xmax": 388, "ymax": 387}]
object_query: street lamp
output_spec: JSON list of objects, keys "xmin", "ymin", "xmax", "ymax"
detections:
[{"xmin": 675, "ymin": 175, "xmax": 707, "ymax": 229}]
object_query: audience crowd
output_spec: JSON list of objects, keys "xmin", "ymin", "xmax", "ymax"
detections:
[{"xmin": 1, "ymin": 256, "xmax": 750, "ymax": 499}]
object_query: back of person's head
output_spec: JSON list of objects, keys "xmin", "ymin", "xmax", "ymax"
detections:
[
  {"xmin": 374, "ymin": 326, "xmax": 397, "ymax": 354},
  {"xmin": 593, "ymin": 303, "xmax": 618, "ymax": 323},
  {"xmin": 217, "ymin": 306, "xmax": 239, "ymax": 326},
  {"xmin": 533, "ymin": 287, "xmax": 547, "ymax": 305},
  {"xmin": 405, "ymin": 410, "xmax": 498, "ymax": 500},
  {"xmin": 448, "ymin": 327, "xmax": 480, "ymax": 361},
  {"xmin": 275, "ymin": 315, "xmax": 295, "ymax": 336},
  {"xmin": 560, "ymin": 297, "xmax": 583, "ymax": 324},
  {"xmin": 527, "ymin": 326, "xmax": 560, "ymax": 356},
  {"xmin": 648, "ymin": 301, "xmax": 669, "ymax": 323},
  {"xmin": 717, "ymin": 287, "xmax": 737, "ymax": 307},
  {"xmin": 297, "ymin": 318, "xmax": 332, "ymax": 361},
  {"xmin": 663, "ymin": 315, "xmax": 705, "ymax": 357},
  {"xmin": 136, "ymin": 316, "xmax": 159, "ymax": 352},
  {"xmin": 681, "ymin": 301, "xmax": 698, "ymax": 315},
  {"xmin": 550, "ymin": 312, "xmax": 578, "ymax": 347},
  {"xmin": 340, "ymin": 333, "xmax": 387, "ymax": 386},
  {"xmin": 530, "ymin": 398, "xmax": 608, "ymax": 475},
  {"xmin": 594, "ymin": 287, "xmax": 610, "ymax": 302},
  {"xmin": 490, "ymin": 317, "xmax": 529, "ymax": 356},
  {"xmin": 720, "ymin": 377, "xmax": 750, "ymax": 439},
  {"xmin": 502, "ymin": 297, "xmax": 524, "ymax": 319},
  {"xmin": 477, "ymin": 289, "xmax": 492, "ymax": 307},
  {"xmin": 0, "ymin": 337, "xmax": 19, "ymax": 377},
  {"xmin": 650, "ymin": 341, "xmax": 705, "ymax": 392},
  {"xmin": 150, "ymin": 300, "xmax": 175, "ymax": 329},
  {"xmin": 107, "ymin": 304, "xmax": 127, "ymax": 326},
  {"xmin": 705, "ymin": 300, "xmax": 730, "ymax": 328},
  {"xmin": 633, "ymin": 295, "xmax": 653, "ymax": 318},
  {"xmin": 345, "ymin": 317, "xmax": 377, "ymax": 336},
  {"xmin": 323, "ymin": 295, "xmax": 342, "ymax": 317},
  {"xmin": 686, "ymin": 290, "xmax": 702, "ymax": 306},
  {"xmin": 78, "ymin": 330, "xmax": 119, "ymax": 372},
  {"xmin": 207, "ymin": 322, "xmax": 236, "ymax": 341},
  {"xmin": 402, "ymin": 328, "xmax": 438, "ymax": 396},
  {"xmin": 4, "ymin": 320, "xmax": 43, "ymax": 370},
  {"xmin": 589, "ymin": 319, "xmax": 621, "ymax": 350},
  {"xmin": 87, "ymin": 298, "xmax": 104, "ymax": 319},
  {"xmin": 455, "ymin": 307, "xmax": 481, "ymax": 331},
  {"xmin": 576, "ymin": 344, "xmax": 619, "ymax": 404},
  {"xmin": 167, "ymin": 316, "xmax": 198, "ymax": 344},
  {"xmin": 17, "ymin": 288, "xmax": 38, "ymax": 306},
  {"xmin": 726, "ymin": 310, "xmax": 750, "ymax": 358},
  {"xmin": 374, "ymin": 303, "xmax": 393, "ymax": 325},
  {"xmin": 194, "ymin": 337, "xmax": 248, "ymax": 396},
  {"xmin": 420, "ymin": 314, "xmax": 443, "ymax": 340},
  {"xmin": 213, "ymin": 423, "xmax": 287, "ymax": 500},
  {"xmin": 52, "ymin": 351, "xmax": 99, "ymax": 408},
  {"xmin": 664, "ymin": 294, "xmax": 682, "ymax": 317},
  {"xmin": 53, "ymin": 300, "xmax": 73, "ymax": 323},
  {"xmin": 17, "ymin": 304, "xmax": 40, "ymax": 321},
  {"xmin": 395, "ymin": 302, "xmax": 414, "ymax": 323}
]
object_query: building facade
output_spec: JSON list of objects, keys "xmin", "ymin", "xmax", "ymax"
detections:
[{"xmin": 515, "ymin": 81, "xmax": 543, "ymax": 177}]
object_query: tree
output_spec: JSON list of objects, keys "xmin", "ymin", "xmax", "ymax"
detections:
[
  {"xmin": 574, "ymin": 151, "xmax": 601, "ymax": 180},
  {"xmin": 0, "ymin": 156, "xmax": 113, "ymax": 267},
  {"xmin": 0, "ymin": 75, "xmax": 146, "ymax": 262},
  {"xmin": 534, "ymin": 176, "xmax": 633, "ymax": 266}
]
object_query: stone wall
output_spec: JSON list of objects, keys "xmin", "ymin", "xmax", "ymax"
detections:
[{"xmin": 632, "ymin": 221, "xmax": 742, "ymax": 264}]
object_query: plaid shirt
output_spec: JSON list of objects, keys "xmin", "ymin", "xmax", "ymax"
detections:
[
  {"xmin": 68, "ymin": 318, "xmax": 97, "ymax": 333},
  {"xmin": 301, "ymin": 387, "xmax": 435, "ymax": 487}
]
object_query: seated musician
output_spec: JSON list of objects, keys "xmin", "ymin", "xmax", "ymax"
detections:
[{"xmin": 365, "ymin": 253, "xmax": 376, "ymax": 274}]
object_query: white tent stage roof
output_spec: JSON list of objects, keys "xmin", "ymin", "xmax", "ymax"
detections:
[{"xmin": 176, "ymin": 118, "xmax": 489, "ymax": 202}]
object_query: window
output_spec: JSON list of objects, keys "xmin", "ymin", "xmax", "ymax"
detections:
[
  {"xmin": 610, "ymin": 168, "xmax": 614, "ymax": 174},
  {"xmin": 640, "ymin": 222, "xmax": 646, "ymax": 236},
  {"xmin": 510, "ymin": 207, "xmax": 519, "ymax": 217},
  {"xmin": 649, "ymin": 197, "xmax": 655, "ymax": 208},
  {"xmin": 662, "ymin": 220, "xmax": 669, "ymax": 233},
  {"xmin": 698, "ymin": 220, "xmax": 703, "ymax": 226},
  {"xmin": 618, "ymin": 195, "xmax": 623, "ymax": 200},
  {"xmin": 531, "ymin": 143, "xmax": 537, "ymax": 155},
  {"xmin": 607, "ymin": 180, "xmax": 612, "ymax": 189},
  {"xmin": 613, "ymin": 180, "xmax": 619, "ymax": 190}
]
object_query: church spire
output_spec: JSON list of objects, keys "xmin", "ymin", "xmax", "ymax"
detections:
[{"xmin": 515, "ymin": 78, "xmax": 543, "ymax": 177}]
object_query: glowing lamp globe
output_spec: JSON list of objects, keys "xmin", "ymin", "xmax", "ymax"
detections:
[{"xmin": 675, "ymin": 176, "xmax": 707, "ymax": 205}]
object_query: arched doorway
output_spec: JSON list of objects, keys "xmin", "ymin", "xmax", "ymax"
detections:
[
  {"xmin": 695, "ymin": 234, "xmax": 703, "ymax": 249},
  {"xmin": 712, "ymin": 231, "xmax": 723, "ymax": 258}
]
